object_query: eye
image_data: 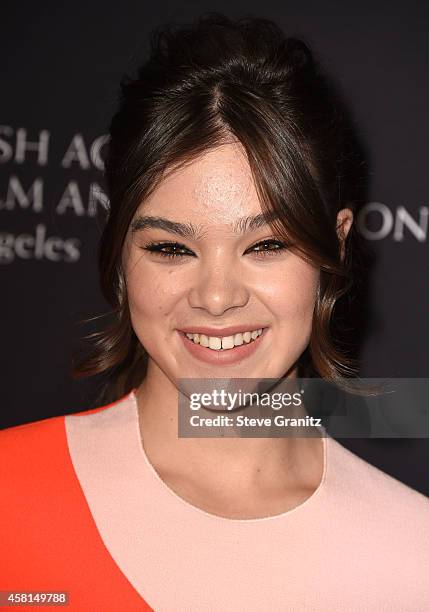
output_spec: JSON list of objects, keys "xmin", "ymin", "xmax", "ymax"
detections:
[
  {"xmin": 246, "ymin": 239, "xmax": 288, "ymax": 258},
  {"xmin": 140, "ymin": 238, "xmax": 288, "ymax": 260},
  {"xmin": 141, "ymin": 241, "xmax": 193, "ymax": 259}
]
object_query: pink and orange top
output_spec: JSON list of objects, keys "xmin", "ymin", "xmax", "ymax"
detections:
[{"xmin": 1, "ymin": 389, "xmax": 429, "ymax": 611}]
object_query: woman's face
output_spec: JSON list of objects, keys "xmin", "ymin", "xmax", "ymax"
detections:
[{"xmin": 122, "ymin": 142, "xmax": 345, "ymax": 387}]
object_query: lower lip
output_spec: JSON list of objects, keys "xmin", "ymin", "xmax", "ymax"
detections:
[{"xmin": 177, "ymin": 329, "xmax": 268, "ymax": 365}]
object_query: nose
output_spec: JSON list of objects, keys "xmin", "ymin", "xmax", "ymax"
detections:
[{"xmin": 187, "ymin": 259, "xmax": 250, "ymax": 316}]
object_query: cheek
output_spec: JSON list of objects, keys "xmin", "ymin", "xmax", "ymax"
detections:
[
  {"xmin": 126, "ymin": 263, "xmax": 183, "ymax": 325},
  {"xmin": 126, "ymin": 281, "xmax": 170, "ymax": 351},
  {"xmin": 258, "ymin": 260, "xmax": 319, "ymax": 322}
]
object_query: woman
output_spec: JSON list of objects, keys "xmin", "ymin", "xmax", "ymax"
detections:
[{"xmin": 1, "ymin": 13, "xmax": 428, "ymax": 612}]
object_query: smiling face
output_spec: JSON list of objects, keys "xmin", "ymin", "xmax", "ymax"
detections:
[{"xmin": 122, "ymin": 141, "xmax": 321, "ymax": 388}]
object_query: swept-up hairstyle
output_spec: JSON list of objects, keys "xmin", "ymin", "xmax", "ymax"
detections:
[{"xmin": 72, "ymin": 12, "xmax": 369, "ymax": 405}]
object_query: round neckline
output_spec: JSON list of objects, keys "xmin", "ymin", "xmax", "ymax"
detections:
[{"xmin": 129, "ymin": 389, "xmax": 329, "ymax": 524}]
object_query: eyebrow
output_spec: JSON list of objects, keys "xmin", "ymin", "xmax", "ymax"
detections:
[{"xmin": 130, "ymin": 211, "xmax": 280, "ymax": 240}]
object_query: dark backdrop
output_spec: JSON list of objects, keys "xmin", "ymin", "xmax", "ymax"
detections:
[{"xmin": 1, "ymin": 1, "xmax": 428, "ymax": 495}]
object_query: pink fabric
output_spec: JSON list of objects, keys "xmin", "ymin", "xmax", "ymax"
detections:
[{"xmin": 65, "ymin": 390, "xmax": 429, "ymax": 611}]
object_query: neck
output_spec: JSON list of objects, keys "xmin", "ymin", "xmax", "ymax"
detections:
[{"xmin": 134, "ymin": 361, "xmax": 324, "ymax": 496}]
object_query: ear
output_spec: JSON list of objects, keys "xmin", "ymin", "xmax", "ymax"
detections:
[{"xmin": 336, "ymin": 207, "xmax": 354, "ymax": 261}]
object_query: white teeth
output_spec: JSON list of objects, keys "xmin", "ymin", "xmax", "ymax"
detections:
[
  {"xmin": 222, "ymin": 336, "xmax": 235, "ymax": 350},
  {"xmin": 185, "ymin": 328, "xmax": 263, "ymax": 350},
  {"xmin": 208, "ymin": 336, "xmax": 222, "ymax": 350},
  {"xmin": 199, "ymin": 335, "xmax": 209, "ymax": 347}
]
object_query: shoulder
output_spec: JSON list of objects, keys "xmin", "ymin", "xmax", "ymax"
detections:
[
  {"xmin": 0, "ymin": 393, "xmax": 127, "ymax": 444},
  {"xmin": 0, "ymin": 395, "xmax": 132, "ymax": 532},
  {"xmin": 323, "ymin": 436, "xmax": 429, "ymax": 601},
  {"xmin": 326, "ymin": 435, "xmax": 429, "ymax": 529},
  {"xmin": 0, "ymin": 414, "xmax": 66, "ymax": 476},
  {"xmin": 0, "ymin": 397, "xmax": 125, "ymax": 481}
]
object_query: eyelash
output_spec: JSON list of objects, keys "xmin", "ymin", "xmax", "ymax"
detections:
[{"xmin": 140, "ymin": 239, "xmax": 288, "ymax": 260}]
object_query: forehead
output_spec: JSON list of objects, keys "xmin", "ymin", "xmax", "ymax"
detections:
[{"xmin": 140, "ymin": 141, "xmax": 263, "ymax": 220}]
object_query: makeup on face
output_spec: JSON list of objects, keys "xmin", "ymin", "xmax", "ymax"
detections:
[{"xmin": 124, "ymin": 142, "xmax": 320, "ymax": 381}]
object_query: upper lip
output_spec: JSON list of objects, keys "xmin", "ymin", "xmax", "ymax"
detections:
[{"xmin": 178, "ymin": 325, "xmax": 267, "ymax": 338}]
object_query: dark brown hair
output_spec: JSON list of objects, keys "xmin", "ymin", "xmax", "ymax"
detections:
[{"xmin": 72, "ymin": 12, "xmax": 370, "ymax": 405}]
